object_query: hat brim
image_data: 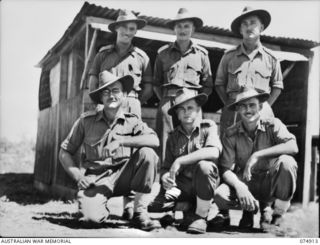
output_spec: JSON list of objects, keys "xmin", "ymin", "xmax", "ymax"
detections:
[
  {"xmin": 89, "ymin": 75, "xmax": 134, "ymax": 104},
  {"xmin": 231, "ymin": 9, "xmax": 271, "ymax": 36},
  {"xmin": 167, "ymin": 17, "xmax": 203, "ymax": 29},
  {"xmin": 228, "ymin": 92, "xmax": 270, "ymax": 111},
  {"xmin": 168, "ymin": 93, "xmax": 208, "ymax": 116},
  {"xmin": 108, "ymin": 19, "xmax": 147, "ymax": 32}
]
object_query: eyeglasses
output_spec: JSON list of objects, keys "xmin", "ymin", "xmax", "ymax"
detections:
[
  {"xmin": 237, "ymin": 102, "xmax": 259, "ymax": 111},
  {"xmin": 101, "ymin": 88, "xmax": 122, "ymax": 97}
]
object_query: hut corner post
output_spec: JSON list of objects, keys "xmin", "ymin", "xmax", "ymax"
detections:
[{"xmin": 302, "ymin": 52, "xmax": 315, "ymax": 208}]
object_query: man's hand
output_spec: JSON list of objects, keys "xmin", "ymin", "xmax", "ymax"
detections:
[
  {"xmin": 243, "ymin": 153, "xmax": 259, "ymax": 181},
  {"xmin": 161, "ymin": 172, "xmax": 176, "ymax": 190},
  {"xmin": 101, "ymin": 140, "xmax": 121, "ymax": 159},
  {"xmin": 235, "ymin": 182, "xmax": 257, "ymax": 212},
  {"xmin": 77, "ymin": 175, "xmax": 95, "ymax": 190}
]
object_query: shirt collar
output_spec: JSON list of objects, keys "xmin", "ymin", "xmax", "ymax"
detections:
[
  {"xmin": 238, "ymin": 119, "xmax": 266, "ymax": 134},
  {"xmin": 114, "ymin": 44, "xmax": 135, "ymax": 55},
  {"xmin": 176, "ymin": 120, "xmax": 201, "ymax": 137},
  {"xmin": 237, "ymin": 42, "xmax": 264, "ymax": 57},
  {"xmin": 171, "ymin": 40, "xmax": 195, "ymax": 54},
  {"xmin": 96, "ymin": 108, "xmax": 126, "ymax": 126}
]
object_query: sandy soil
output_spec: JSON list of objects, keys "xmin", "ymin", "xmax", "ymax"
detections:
[{"xmin": 0, "ymin": 173, "xmax": 318, "ymax": 238}]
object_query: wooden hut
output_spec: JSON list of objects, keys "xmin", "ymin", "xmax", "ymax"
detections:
[{"xmin": 34, "ymin": 2, "xmax": 319, "ymax": 205}]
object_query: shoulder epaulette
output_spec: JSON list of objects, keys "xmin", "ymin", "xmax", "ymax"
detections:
[
  {"xmin": 200, "ymin": 119, "xmax": 214, "ymax": 127},
  {"xmin": 224, "ymin": 45, "xmax": 238, "ymax": 54},
  {"xmin": 157, "ymin": 44, "xmax": 170, "ymax": 54},
  {"xmin": 261, "ymin": 117, "xmax": 276, "ymax": 126},
  {"xmin": 194, "ymin": 44, "xmax": 208, "ymax": 55},
  {"xmin": 134, "ymin": 47, "xmax": 147, "ymax": 58},
  {"xmin": 80, "ymin": 110, "xmax": 97, "ymax": 118},
  {"xmin": 99, "ymin": 44, "xmax": 114, "ymax": 53},
  {"xmin": 262, "ymin": 46, "xmax": 278, "ymax": 60}
]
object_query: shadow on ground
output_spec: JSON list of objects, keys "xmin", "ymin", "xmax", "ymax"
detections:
[
  {"xmin": 32, "ymin": 212, "xmax": 130, "ymax": 230},
  {"xmin": 0, "ymin": 173, "xmax": 60, "ymax": 205}
]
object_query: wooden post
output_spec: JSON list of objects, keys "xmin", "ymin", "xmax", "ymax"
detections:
[
  {"xmin": 302, "ymin": 54, "xmax": 315, "ymax": 207},
  {"xmin": 283, "ymin": 62, "xmax": 296, "ymax": 80},
  {"xmin": 79, "ymin": 29, "xmax": 98, "ymax": 90}
]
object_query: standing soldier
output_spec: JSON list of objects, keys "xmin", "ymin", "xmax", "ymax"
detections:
[
  {"xmin": 88, "ymin": 9, "xmax": 154, "ymax": 220},
  {"xmin": 88, "ymin": 9, "xmax": 154, "ymax": 118},
  {"xmin": 153, "ymin": 8, "xmax": 213, "ymax": 163},
  {"xmin": 215, "ymin": 6, "xmax": 283, "ymax": 136}
]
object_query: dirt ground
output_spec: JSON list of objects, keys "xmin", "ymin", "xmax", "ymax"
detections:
[
  {"xmin": 0, "ymin": 172, "xmax": 318, "ymax": 238},
  {"xmin": 0, "ymin": 140, "xmax": 319, "ymax": 238}
]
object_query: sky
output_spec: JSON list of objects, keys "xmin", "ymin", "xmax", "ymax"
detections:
[{"xmin": 0, "ymin": 0, "xmax": 319, "ymax": 141}]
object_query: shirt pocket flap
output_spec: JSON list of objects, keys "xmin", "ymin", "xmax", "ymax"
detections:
[
  {"xmin": 83, "ymin": 138, "xmax": 103, "ymax": 160},
  {"xmin": 228, "ymin": 66, "xmax": 243, "ymax": 75},
  {"xmin": 255, "ymin": 67, "xmax": 271, "ymax": 78}
]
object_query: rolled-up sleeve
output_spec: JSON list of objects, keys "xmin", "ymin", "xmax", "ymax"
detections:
[
  {"xmin": 219, "ymin": 135, "xmax": 236, "ymax": 175},
  {"xmin": 88, "ymin": 53, "xmax": 101, "ymax": 77},
  {"xmin": 161, "ymin": 136, "xmax": 175, "ymax": 176},
  {"xmin": 141, "ymin": 54, "xmax": 153, "ymax": 84},
  {"xmin": 200, "ymin": 52, "xmax": 213, "ymax": 90},
  {"xmin": 60, "ymin": 118, "xmax": 84, "ymax": 155},
  {"xmin": 132, "ymin": 120, "xmax": 157, "ymax": 136},
  {"xmin": 153, "ymin": 55, "xmax": 163, "ymax": 87},
  {"xmin": 272, "ymin": 118, "xmax": 296, "ymax": 144},
  {"xmin": 215, "ymin": 53, "xmax": 228, "ymax": 87},
  {"xmin": 270, "ymin": 59, "xmax": 284, "ymax": 89}
]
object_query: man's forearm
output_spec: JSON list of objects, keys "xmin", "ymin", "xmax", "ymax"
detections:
[
  {"xmin": 267, "ymin": 87, "xmax": 282, "ymax": 105},
  {"xmin": 222, "ymin": 169, "xmax": 246, "ymax": 190},
  {"xmin": 140, "ymin": 83, "xmax": 153, "ymax": 104},
  {"xmin": 177, "ymin": 147, "xmax": 220, "ymax": 166},
  {"xmin": 88, "ymin": 75, "xmax": 98, "ymax": 92},
  {"xmin": 215, "ymin": 85, "xmax": 228, "ymax": 105},
  {"xmin": 121, "ymin": 134, "xmax": 159, "ymax": 148},
  {"xmin": 59, "ymin": 149, "xmax": 83, "ymax": 182},
  {"xmin": 253, "ymin": 140, "xmax": 298, "ymax": 160},
  {"xmin": 153, "ymin": 86, "xmax": 162, "ymax": 100}
]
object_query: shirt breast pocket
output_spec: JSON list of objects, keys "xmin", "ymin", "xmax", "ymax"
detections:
[
  {"xmin": 254, "ymin": 68, "xmax": 271, "ymax": 92},
  {"xmin": 227, "ymin": 66, "xmax": 246, "ymax": 92},
  {"xmin": 183, "ymin": 63, "xmax": 201, "ymax": 85},
  {"xmin": 127, "ymin": 63, "xmax": 142, "ymax": 89},
  {"xmin": 83, "ymin": 138, "xmax": 103, "ymax": 161}
]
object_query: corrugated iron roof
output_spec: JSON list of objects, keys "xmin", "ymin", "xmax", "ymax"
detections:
[{"xmin": 38, "ymin": 1, "xmax": 320, "ymax": 67}]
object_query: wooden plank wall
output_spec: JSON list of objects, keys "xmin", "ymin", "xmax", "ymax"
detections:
[
  {"xmin": 34, "ymin": 106, "xmax": 58, "ymax": 185},
  {"xmin": 54, "ymin": 93, "xmax": 83, "ymax": 190},
  {"xmin": 273, "ymin": 61, "xmax": 309, "ymax": 202}
]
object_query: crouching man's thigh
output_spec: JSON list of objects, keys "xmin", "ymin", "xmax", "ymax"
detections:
[
  {"xmin": 77, "ymin": 186, "xmax": 110, "ymax": 223},
  {"xmin": 270, "ymin": 154, "xmax": 298, "ymax": 201},
  {"xmin": 214, "ymin": 183, "xmax": 240, "ymax": 210},
  {"xmin": 193, "ymin": 160, "xmax": 220, "ymax": 200}
]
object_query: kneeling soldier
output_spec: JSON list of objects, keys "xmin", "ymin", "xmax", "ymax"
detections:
[
  {"xmin": 59, "ymin": 71, "xmax": 160, "ymax": 231},
  {"xmin": 148, "ymin": 88, "xmax": 221, "ymax": 234},
  {"xmin": 209, "ymin": 88, "xmax": 298, "ymax": 231}
]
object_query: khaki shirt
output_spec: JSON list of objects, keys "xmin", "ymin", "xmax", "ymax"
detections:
[
  {"xmin": 215, "ymin": 43, "xmax": 283, "ymax": 96},
  {"xmin": 220, "ymin": 118, "xmax": 296, "ymax": 174},
  {"xmin": 89, "ymin": 44, "xmax": 153, "ymax": 92},
  {"xmin": 61, "ymin": 109, "xmax": 156, "ymax": 164},
  {"xmin": 154, "ymin": 41, "xmax": 213, "ymax": 92},
  {"xmin": 162, "ymin": 119, "xmax": 222, "ymax": 178}
]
